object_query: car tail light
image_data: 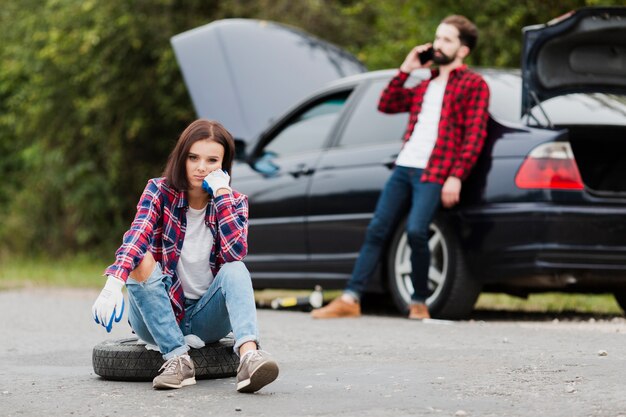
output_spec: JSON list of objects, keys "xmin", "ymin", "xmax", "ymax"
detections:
[{"xmin": 515, "ymin": 142, "xmax": 584, "ymax": 190}]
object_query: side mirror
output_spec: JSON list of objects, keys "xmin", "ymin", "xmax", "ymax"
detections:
[{"xmin": 253, "ymin": 151, "xmax": 280, "ymax": 176}]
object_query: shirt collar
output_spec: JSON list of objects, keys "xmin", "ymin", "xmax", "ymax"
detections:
[
  {"xmin": 177, "ymin": 192, "xmax": 188, "ymax": 209},
  {"xmin": 177, "ymin": 190, "xmax": 213, "ymax": 210},
  {"xmin": 163, "ymin": 182, "xmax": 187, "ymax": 209},
  {"xmin": 429, "ymin": 64, "xmax": 467, "ymax": 79}
]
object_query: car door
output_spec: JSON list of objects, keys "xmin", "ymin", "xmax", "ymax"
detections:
[
  {"xmin": 242, "ymin": 92, "xmax": 352, "ymax": 279},
  {"xmin": 307, "ymin": 78, "xmax": 411, "ymax": 281}
]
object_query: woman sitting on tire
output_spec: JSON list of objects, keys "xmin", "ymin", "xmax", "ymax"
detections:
[{"xmin": 91, "ymin": 119, "xmax": 279, "ymax": 392}]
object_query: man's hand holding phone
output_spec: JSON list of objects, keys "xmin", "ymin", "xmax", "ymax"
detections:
[
  {"xmin": 400, "ymin": 43, "xmax": 433, "ymax": 73},
  {"xmin": 418, "ymin": 47, "xmax": 434, "ymax": 65}
]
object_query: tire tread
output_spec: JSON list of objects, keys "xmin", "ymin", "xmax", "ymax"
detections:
[{"xmin": 92, "ymin": 337, "xmax": 238, "ymax": 381}]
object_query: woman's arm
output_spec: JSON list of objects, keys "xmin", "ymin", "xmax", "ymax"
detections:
[
  {"xmin": 103, "ymin": 179, "xmax": 162, "ymax": 282},
  {"xmin": 214, "ymin": 192, "xmax": 248, "ymax": 262}
]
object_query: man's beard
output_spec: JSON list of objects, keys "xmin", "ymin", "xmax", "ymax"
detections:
[{"xmin": 432, "ymin": 49, "xmax": 455, "ymax": 65}]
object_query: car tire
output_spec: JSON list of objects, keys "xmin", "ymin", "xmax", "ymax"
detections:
[
  {"xmin": 386, "ymin": 217, "xmax": 482, "ymax": 320},
  {"xmin": 92, "ymin": 336, "xmax": 239, "ymax": 381}
]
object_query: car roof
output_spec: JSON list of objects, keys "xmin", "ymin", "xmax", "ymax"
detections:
[{"xmin": 322, "ymin": 67, "xmax": 521, "ymax": 89}]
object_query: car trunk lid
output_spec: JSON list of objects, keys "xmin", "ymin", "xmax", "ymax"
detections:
[{"xmin": 521, "ymin": 7, "xmax": 626, "ymax": 117}]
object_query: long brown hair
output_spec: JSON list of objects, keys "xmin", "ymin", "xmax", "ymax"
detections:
[{"xmin": 163, "ymin": 119, "xmax": 235, "ymax": 191}]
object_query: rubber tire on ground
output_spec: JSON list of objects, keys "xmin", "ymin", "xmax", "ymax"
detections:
[
  {"xmin": 386, "ymin": 217, "xmax": 482, "ymax": 320},
  {"xmin": 92, "ymin": 336, "xmax": 239, "ymax": 381},
  {"xmin": 613, "ymin": 291, "xmax": 626, "ymax": 314}
]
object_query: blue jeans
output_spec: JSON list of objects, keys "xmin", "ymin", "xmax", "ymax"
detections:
[
  {"xmin": 345, "ymin": 166, "xmax": 442, "ymax": 303},
  {"xmin": 126, "ymin": 261, "xmax": 258, "ymax": 360}
]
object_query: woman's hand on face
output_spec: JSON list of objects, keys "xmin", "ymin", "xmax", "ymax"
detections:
[{"xmin": 202, "ymin": 169, "xmax": 232, "ymax": 196}]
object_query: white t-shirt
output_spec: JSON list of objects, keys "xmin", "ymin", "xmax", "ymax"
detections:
[
  {"xmin": 395, "ymin": 79, "xmax": 446, "ymax": 169},
  {"xmin": 176, "ymin": 204, "xmax": 215, "ymax": 299}
]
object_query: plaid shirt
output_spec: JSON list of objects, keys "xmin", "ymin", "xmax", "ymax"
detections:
[
  {"xmin": 104, "ymin": 177, "xmax": 249, "ymax": 323},
  {"xmin": 378, "ymin": 66, "xmax": 490, "ymax": 184}
]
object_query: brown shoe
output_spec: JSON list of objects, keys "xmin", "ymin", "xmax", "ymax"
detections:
[
  {"xmin": 311, "ymin": 297, "xmax": 361, "ymax": 319},
  {"xmin": 408, "ymin": 303, "xmax": 430, "ymax": 320}
]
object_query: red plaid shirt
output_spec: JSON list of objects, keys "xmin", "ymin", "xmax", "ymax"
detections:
[
  {"xmin": 104, "ymin": 177, "xmax": 249, "ymax": 323},
  {"xmin": 378, "ymin": 66, "xmax": 490, "ymax": 184}
]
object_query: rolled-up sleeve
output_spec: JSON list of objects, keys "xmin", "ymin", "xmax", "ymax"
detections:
[
  {"xmin": 214, "ymin": 192, "xmax": 248, "ymax": 262},
  {"xmin": 450, "ymin": 78, "xmax": 490, "ymax": 180},
  {"xmin": 378, "ymin": 70, "xmax": 414, "ymax": 114}
]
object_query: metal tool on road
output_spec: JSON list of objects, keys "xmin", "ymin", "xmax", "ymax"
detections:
[{"xmin": 270, "ymin": 286, "xmax": 323, "ymax": 311}]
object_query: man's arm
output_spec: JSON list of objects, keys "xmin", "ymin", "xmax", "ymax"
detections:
[
  {"xmin": 442, "ymin": 77, "xmax": 490, "ymax": 208},
  {"xmin": 378, "ymin": 44, "xmax": 433, "ymax": 114},
  {"xmin": 449, "ymin": 77, "xmax": 490, "ymax": 181},
  {"xmin": 441, "ymin": 176, "xmax": 462, "ymax": 208}
]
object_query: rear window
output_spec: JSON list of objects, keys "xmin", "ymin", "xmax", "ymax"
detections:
[
  {"xmin": 529, "ymin": 93, "xmax": 626, "ymax": 126},
  {"xmin": 482, "ymin": 70, "xmax": 626, "ymax": 127}
]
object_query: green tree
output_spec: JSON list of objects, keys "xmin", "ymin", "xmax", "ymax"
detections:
[
  {"xmin": 0, "ymin": 0, "xmax": 622, "ymax": 259},
  {"xmin": 0, "ymin": 0, "xmax": 376, "ymax": 257},
  {"xmin": 0, "ymin": 0, "xmax": 208, "ymax": 255}
]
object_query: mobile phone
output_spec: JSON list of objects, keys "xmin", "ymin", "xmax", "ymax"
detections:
[{"xmin": 418, "ymin": 47, "xmax": 434, "ymax": 64}]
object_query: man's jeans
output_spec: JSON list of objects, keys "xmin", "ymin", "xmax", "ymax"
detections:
[
  {"xmin": 126, "ymin": 261, "xmax": 258, "ymax": 360},
  {"xmin": 345, "ymin": 166, "xmax": 443, "ymax": 303}
]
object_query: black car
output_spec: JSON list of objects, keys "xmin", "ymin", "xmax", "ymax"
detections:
[{"xmin": 172, "ymin": 7, "xmax": 626, "ymax": 318}]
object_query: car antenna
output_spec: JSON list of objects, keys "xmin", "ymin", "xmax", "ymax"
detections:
[{"xmin": 525, "ymin": 91, "xmax": 554, "ymax": 129}]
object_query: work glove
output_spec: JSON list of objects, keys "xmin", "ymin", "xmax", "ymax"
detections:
[
  {"xmin": 92, "ymin": 275, "xmax": 125, "ymax": 333},
  {"xmin": 202, "ymin": 169, "xmax": 232, "ymax": 196}
]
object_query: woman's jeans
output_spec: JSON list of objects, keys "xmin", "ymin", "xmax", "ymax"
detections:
[
  {"xmin": 344, "ymin": 166, "xmax": 442, "ymax": 303},
  {"xmin": 126, "ymin": 261, "xmax": 258, "ymax": 360}
]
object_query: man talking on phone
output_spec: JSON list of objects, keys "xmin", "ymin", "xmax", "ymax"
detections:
[{"xmin": 312, "ymin": 15, "xmax": 490, "ymax": 320}]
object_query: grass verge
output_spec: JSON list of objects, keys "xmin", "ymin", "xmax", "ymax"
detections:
[
  {"xmin": 0, "ymin": 255, "xmax": 108, "ymax": 290},
  {"xmin": 1, "ymin": 257, "xmax": 622, "ymax": 315},
  {"xmin": 476, "ymin": 292, "xmax": 622, "ymax": 315}
]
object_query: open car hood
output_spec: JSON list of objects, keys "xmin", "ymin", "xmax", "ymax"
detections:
[
  {"xmin": 521, "ymin": 7, "xmax": 626, "ymax": 116},
  {"xmin": 171, "ymin": 19, "xmax": 366, "ymax": 146}
]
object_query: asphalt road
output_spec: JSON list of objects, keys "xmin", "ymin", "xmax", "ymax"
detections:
[{"xmin": 1, "ymin": 288, "xmax": 625, "ymax": 417}]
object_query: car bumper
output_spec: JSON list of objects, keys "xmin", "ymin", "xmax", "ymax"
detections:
[{"xmin": 457, "ymin": 203, "xmax": 626, "ymax": 287}]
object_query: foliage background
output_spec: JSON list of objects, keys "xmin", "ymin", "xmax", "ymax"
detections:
[{"xmin": 0, "ymin": 0, "xmax": 621, "ymax": 260}]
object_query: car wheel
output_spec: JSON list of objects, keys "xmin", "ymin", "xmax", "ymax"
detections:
[
  {"xmin": 613, "ymin": 291, "xmax": 626, "ymax": 314},
  {"xmin": 387, "ymin": 217, "xmax": 482, "ymax": 319},
  {"xmin": 92, "ymin": 336, "xmax": 239, "ymax": 381}
]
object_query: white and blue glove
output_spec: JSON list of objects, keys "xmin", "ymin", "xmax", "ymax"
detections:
[
  {"xmin": 92, "ymin": 275, "xmax": 125, "ymax": 333},
  {"xmin": 202, "ymin": 169, "xmax": 232, "ymax": 196}
]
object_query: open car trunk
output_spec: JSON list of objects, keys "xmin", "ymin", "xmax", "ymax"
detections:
[
  {"xmin": 567, "ymin": 125, "xmax": 626, "ymax": 194},
  {"xmin": 522, "ymin": 7, "xmax": 626, "ymax": 116}
]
